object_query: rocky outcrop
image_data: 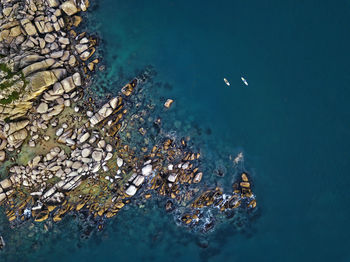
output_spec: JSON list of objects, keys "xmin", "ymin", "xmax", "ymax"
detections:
[
  {"xmin": 0, "ymin": 0, "xmax": 93, "ymax": 121},
  {"xmin": 0, "ymin": 0, "xmax": 257, "ymax": 237}
]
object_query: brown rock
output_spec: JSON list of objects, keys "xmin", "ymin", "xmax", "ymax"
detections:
[
  {"xmin": 164, "ymin": 99, "xmax": 174, "ymax": 108},
  {"xmin": 9, "ymin": 26, "xmax": 22, "ymax": 37}
]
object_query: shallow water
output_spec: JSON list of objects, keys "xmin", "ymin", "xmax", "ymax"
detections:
[{"xmin": 2, "ymin": 0, "xmax": 350, "ymax": 261}]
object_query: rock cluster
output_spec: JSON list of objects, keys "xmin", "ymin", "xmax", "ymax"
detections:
[
  {"xmin": 0, "ymin": 0, "xmax": 91, "ymax": 121},
  {"xmin": 0, "ymin": 0, "xmax": 257, "ymax": 236}
]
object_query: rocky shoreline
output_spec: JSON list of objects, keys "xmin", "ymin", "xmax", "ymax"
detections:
[{"xmin": 0, "ymin": 0, "xmax": 257, "ymax": 250}]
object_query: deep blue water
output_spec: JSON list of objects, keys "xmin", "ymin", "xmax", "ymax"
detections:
[
  {"xmin": 3, "ymin": 0, "xmax": 350, "ymax": 261},
  {"xmin": 73, "ymin": 0, "xmax": 350, "ymax": 261},
  {"xmin": 86, "ymin": 0, "xmax": 350, "ymax": 261}
]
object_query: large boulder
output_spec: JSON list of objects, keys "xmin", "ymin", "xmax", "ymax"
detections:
[
  {"xmin": 27, "ymin": 70, "xmax": 58, "ymax": 97},
  {"xmin": 22, "ymin": 58, "xmax": 55, "ymax": 76},
  {"xmin": 60, "ymin": 1, "xmax": 78, "ymax": 16}
]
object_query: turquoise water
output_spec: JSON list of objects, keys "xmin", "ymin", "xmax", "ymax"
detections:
[
  {"xmin": 85, "ymin": 0, "xmax": 350, "ymax": 261},
  {"xmin": 2, "ymin": 0, "xmax": 350, "ymax": 261}
]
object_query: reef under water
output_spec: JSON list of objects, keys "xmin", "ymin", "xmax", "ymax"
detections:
[{"xmin": 0, "ymin": 0, "xmax": 257, "ymax": 260}]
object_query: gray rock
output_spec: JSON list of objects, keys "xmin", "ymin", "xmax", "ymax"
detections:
[
  {"xmin": 79, "ymin": 132, "xmax": 90, "ymax": 143},
  {"xmin": 61, "ymin": 76, "xmax": 76, "ymax": 93},
  {"xmin": 72, "ymin": 161, "xmax": 82, "ymax": 169},
  {"xmin": 92, "ymin": 151, "xmax": 103, "ymax": 162},
  {"xmin": 81, "ymin": 148, "xmax": 91, "ymax": 158}
]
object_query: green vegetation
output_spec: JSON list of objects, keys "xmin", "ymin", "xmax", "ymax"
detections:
[
  {"xmin": 0, "ymin": 80, "xmax": 14, "ymax": 90},
  {"xmin": 0, "ymin": 63, "xmax": 16, "ymax": 79},
  {"xmin": 0, "ymin": 91, "xmax": 19, "ymax": 104},
  {"xmin": 0, "ymin": 62, "xmax": 28, "ymax": 104}
]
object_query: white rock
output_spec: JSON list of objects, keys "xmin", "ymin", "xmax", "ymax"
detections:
[
  {"xmin": 142, "ymin": 164, "xmax": 152, "ymax": 176},
  {"xmin": 89, "ymin": 113, "xmax": 103, "ymax": 126},
  {"xmin": 105, "ymin": 152, "xmax": 113, "ymax": 161},
  {"xmin": 117, "ymin": 157, "xmax": 123, "ymax": 167},
  {"xmin": 91, "ymin": 163, "xmax": 101, "ymax": 173},
  {"xmin": 168, "ymin": 173, "xmax": 177, "ymax": 183},
  {"xmin": 109, "ymin": 97, "xmax": 119, "ymax": 109},
  {"xmin": 106, "ymin": 144, "xmax": 113, "ymax": 152},
  {"xmin": 66, "ymin": 138, "xmax": 75, "ymax": 145},
  {"xmin": 98, "ymin": 140, "xmax": 106, "ymax": 148},
  {"xmin": 168, "ymin": 164, "xmax": 173, "ymax": 171},
  {"xmin": 56, "ymin": 128, "xmax": 64, "ymax": 136},
  {"xmin": 182, "ymin": 162, "xmax": 189, "ymax": 169},
  {"xmin": 98, "ymin": 104, "xmax": 113, "ymax": 118},
  {"xmin": 193, "ymin": 172, "xmax": 203, "ymax": 183},
  {"xmin": 125, "ymin": 185, "xmax": 137, "ymax": 196}
]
